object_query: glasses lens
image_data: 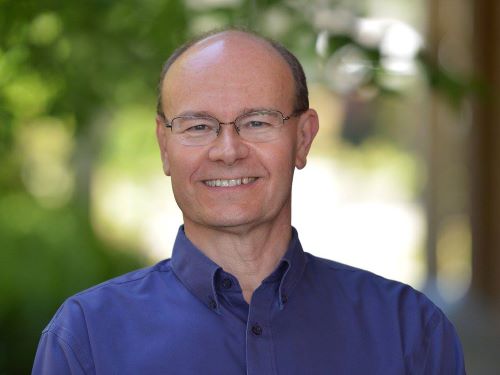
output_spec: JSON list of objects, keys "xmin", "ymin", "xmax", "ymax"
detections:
[
  {"xmin": 236, "ymin": 111, "xmax": 284, "ymax": 142},
  {"xmin": 172, "ymin": 116, "xmax": 219, "ymax": 145}
]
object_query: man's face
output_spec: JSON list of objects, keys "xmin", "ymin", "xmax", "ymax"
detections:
[{"xmin": 156, "ymin": 33, "xmax": 318, "ymax": 233}]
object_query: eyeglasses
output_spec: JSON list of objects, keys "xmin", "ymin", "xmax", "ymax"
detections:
[{"xmin": 162, "ymin": 109, "xmax": 303, "ymax": 146}]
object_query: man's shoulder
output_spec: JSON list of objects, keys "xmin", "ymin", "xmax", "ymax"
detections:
[
  {"xmin": 304, "ymin": 253, "xmax": 451, "ymax": 344},
  {"xmin": 36, "ymin": 259, "xmax": 176, "ymax": 370},
  {"xmin": 301, "ymin": 254, "xmax": 465, "ymax": 373},
  {"xmin": 304, "ymin": 253, "xmax": 436, "ymax": 311},
  {"xmin": 306, "ymin": 252, "xmax": 406, "ymax": 285},
  {"xmin": 73, "ymin": 258, "xmax": 173, "ymax": 299},
  {"xmin": 45, "ymin": 259, "xmax": 174, "ymax": 330}
]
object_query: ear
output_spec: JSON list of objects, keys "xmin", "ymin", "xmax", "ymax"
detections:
[
  {"xmin": 295, "ymin": 109, "xmax": 319, "ymax": 169},
  {"xmin": 156, "ymin": 115, "xmax": 171, "ymax": 176}
]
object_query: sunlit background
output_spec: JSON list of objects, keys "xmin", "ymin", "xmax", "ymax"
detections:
[{"xmin": 1, "ymin": 0, "xmax": 499, "ymax": 373}]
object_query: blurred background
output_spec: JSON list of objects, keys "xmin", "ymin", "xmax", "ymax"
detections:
[{"xmin": 1, "ymin": 0, "xmax": 499, "ymax": 373}]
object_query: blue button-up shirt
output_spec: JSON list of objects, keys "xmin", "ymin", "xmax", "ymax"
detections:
[{"xmin": 33, "ymin": 227, "xmax": 465, "ymax": 374}]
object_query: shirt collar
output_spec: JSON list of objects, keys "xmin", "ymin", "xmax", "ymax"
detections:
[
  {"xmin": 170, "ymin": 226, "xmax": 307, "ymax": 313},
  {"xmin": 171, "ymin": 227, "xmax": 222, "ymax": 313},
  {"xmin": 274, "ymin": 227, "xmax": 308, "ymax": 309}
]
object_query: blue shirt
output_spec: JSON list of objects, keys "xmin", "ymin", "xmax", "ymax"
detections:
[{"xmin": 33, "ymin": 227, "xmax": 465, "ymax": 374}]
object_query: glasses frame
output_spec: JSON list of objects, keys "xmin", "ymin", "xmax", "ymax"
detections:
[{"xmin": 161, "ymin": 109, "xmax": 306, "ymax": 143}]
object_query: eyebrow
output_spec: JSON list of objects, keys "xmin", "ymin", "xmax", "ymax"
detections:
[
  {"xmin": 174, "ymin": 110, "xmax": 213, "ymax": 118},
  {"xmin": 174, "ymin": 107, "xmax": 279, "ymax": 119},
  {"xmin": 239, "ymin": 107, "xmax": 277, "ymax": 115}
]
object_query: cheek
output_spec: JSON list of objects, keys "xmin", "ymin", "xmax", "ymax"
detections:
[
  {"xmin": 166, "ymin": 147, "xmax": 200, "ymax": 189},
  {"xmin": 169, "ymin": 160, "xmax": 198, "ymax": 212},
  {"xmin": 261, "ymin": 143, "xmax": 296, "ymax": 181}
]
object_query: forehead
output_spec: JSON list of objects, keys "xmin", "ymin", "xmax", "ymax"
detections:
[{"xmin": 162, "ymin": 32, "xmax": 295, "ymax": 116}]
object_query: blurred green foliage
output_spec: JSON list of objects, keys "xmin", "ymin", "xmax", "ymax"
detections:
[
  {"xmin": 0, "ymin": 0, "xmax": 191, "ymax": 372},
  {"xmin": 0, "ymin": 193, "xmax": 141, "ymax": 373}
]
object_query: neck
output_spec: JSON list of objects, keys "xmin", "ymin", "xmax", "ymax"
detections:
[{"xmin": 184, "ymin": 219, "xmax": 292, "ymax": 304}]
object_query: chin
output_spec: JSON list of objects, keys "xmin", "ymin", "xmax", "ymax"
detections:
[
  {"xmin": 182, "ymin": 200, "xmax": 290, "ymax": 232},
  {"xmin": 200, "ymin": 213, "xmax": 257, "ymax": 229}
]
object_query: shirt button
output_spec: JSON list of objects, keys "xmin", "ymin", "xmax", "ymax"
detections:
[
  {"xmin": 221, "ymin": 278, "xmax": 233, "ymax": 289},
  {"xmin": 251, "ymin": 324, "xmax": 263, "ymax": 336},
  {"xmin": 281, "ymin": 294, "xmax": 288, "ymax": 304},
  {"xmin": 208, "ymin": 298, "xmax": 217, "ymax": 310}
]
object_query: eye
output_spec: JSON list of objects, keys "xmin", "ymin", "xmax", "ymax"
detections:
[
  {"xmin": 247, "ymin": 120, "xmax": 269, "ymax": 128},
  {"xmin": 240, "ymin": 118, "xmax": 273, "ymax": 131},
  {"xmin": 237, "ymin": 111, "xmax": 282, "ymax": 132},
  {"xmin": 174, "ymin": 117, "xmax": 217, "ymax": 135},
  {"xmin": 186, "ymin": 124, "xmax": 211, "ymax": 132}
]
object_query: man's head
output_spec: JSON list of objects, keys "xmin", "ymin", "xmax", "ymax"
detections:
[
  {"xmin": 156, "ymin": 28, "xmax": 309, "ymax": 119},
  {"xmin": 155, "ymin": 29, "xmax": 318, "ymax": 233}
]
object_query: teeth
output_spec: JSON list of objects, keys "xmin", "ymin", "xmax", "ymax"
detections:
[{"xmin": 204, "ymin": 177, "xmax": 257, "ymax": 187}]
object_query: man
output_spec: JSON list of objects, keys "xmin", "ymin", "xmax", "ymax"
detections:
[{"xmin": 33, "ymin": 29, "xmax": 466, "ymax": 374}]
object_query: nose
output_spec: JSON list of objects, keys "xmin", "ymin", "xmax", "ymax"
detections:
[{"xmin": 208, "ymin": 123, "xmax": 249, "ymax": 165}]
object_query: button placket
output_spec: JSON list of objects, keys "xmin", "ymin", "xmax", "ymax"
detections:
[{"xmin": 245, "ymin": 285, "xmax": 277, "ymax": 375}]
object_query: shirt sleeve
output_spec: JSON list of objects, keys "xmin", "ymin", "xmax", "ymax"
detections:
[
  {"xmin": 408, "ymin": 308, "xmax": 466, "ymax": 375},
  {"xmin": 32, "ymin": 329, "xmax": 87, "ymax": 375}
]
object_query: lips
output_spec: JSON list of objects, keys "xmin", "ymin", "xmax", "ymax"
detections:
[{"xmin": 203, "ymin": 177, "xmax": 258, "ymax": 187}]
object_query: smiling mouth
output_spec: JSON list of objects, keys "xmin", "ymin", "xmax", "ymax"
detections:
[{"xmin": 204, "ymin": 177, "xmax": 258, "ymax": 187}]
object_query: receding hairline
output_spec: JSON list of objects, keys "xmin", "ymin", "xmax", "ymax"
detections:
[
  {"xmin": 166, "ymin": 31, "xmax": 290, "ymax": 84},
  {"xmin": 157, "ymin": 28, "xmax": 309, "ymax": 116},
  {"xmin": 182, "ymin": 29, "xmax": 279, "ymax": 56}
]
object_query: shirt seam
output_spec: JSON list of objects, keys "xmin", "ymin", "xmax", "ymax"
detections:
[
  {"xmin": 43, "ymin": 327, "xmax": 93, "ymax": 375},
  {"xmin": 71, "ymin": 265, "xmax": 172, "ymax": 299},
  {"xmin": 404, "ymin": 306, "xmax": 442, "ymax": 374},
  {"xmin": 314, "ymin": 255, "xmax": 406, "ymax": 286}
]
